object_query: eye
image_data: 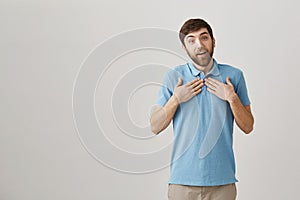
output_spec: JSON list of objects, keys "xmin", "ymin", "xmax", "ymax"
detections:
[
  {"xmin": 188, "ymin": 39, "xmax": 195, "ymax": 44},
  {"xmin": 201, "ymin": 35, "xmax": 208, "ymax": 41}
]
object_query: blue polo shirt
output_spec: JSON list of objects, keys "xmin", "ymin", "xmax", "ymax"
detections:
[{"xmin": 156, "ymin": 59, "xmax": 250, "ymax": 186}]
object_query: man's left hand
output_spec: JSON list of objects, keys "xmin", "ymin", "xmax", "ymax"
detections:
[{"xmin": 205, "ymin": 77, "xmax": 236, "ymax": 103}]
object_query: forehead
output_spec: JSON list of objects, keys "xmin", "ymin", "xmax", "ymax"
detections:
[{"xmin": 185, "ymin": 28, "xmax": 209, "ymax": 38}]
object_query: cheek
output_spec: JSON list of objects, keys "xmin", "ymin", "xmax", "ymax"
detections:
[
  {"xmin": 186, "ymin": 46, "xmax": 194, "ymax": 53},
  {"xmin": 204, "ymin": 42, "xmax": 213, "ymax": 51}
]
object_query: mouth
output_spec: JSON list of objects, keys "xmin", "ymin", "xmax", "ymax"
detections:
[{"xmin": 196, "ymin": 51, "xmax": 207, "ymax": 56}]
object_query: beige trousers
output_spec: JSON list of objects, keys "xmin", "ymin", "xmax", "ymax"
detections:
[{"xmin": 168, "ymin": 183, "xmax": 237, "ymax": 200}]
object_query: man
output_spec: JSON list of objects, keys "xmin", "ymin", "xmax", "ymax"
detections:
[{"xmin": 150, "ymin": 18, "xmax": 254, "ymax": 200}]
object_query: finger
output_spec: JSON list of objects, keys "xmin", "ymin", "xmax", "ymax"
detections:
[
  {"xmin": 207, "ymin": 77, "xmax": 221, "ymax": 86},
  {"xmin": 226, "ymin": 77, "xmax": 233, "ymax": 86},
  {"xmin": 205, "ymin": 80, "xmax": 217, "ymax": 90},
  {"xmin": 176, "ymin": 77, "xmax": 183, "ymax": 87},
  {"xmin": 204, "ymin": 79, "xmax": 217, "ymax": 88},
  {"xmin": 187, "ymin": 78, "xmax": 201, "ymax": 86},
  {"xmin": 207, "ymin": 87, "xmax": 216, "ymax": 94},
  {"xmin": 193, "ymin": 88, "xmax": 202, "ymax": 95},
  {"xmin": 191, "ymin": 79, "xmax": 203, "ymax": 88},
  {"xmin": 206, "ymin": 82, "xmax": 217, "ymax": 91},
  {"xmin": 192, "ymin": 82, "xmax": 204, "ymax": 92}
]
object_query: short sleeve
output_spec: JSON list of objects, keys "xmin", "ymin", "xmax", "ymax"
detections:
[
  {"xmin": 236, "ymin": 71, "xmax": 251, "ymax": 106},
  {"xmin": 155, "ymin": 72, "xmax": 173, "ymax": 106}
]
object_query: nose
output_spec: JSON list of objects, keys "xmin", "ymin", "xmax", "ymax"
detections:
[{"xmin": 195, "ymin": 38, "xmax": 203, "ymax": 48}]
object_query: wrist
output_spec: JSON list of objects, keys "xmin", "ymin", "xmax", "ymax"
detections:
[
  {"xmin": 227, "ymin": 93, "xmax": 238, "ymax": 104},
  {"xmin": 171, "ymin": 94, "xmax": 180, "ymax": 105}
]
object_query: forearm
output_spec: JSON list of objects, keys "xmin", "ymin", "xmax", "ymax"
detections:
[
  {"xmin": 228, "ymin": 94, "xmax": 254, "ymax": 134},
  {"xmin": 150, "ymin": 95, "xmax": 179, "ymax": 135}
]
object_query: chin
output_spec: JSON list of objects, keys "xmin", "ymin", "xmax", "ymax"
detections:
[{"xmin": 197, "ymin": 59, "xmax": 211, "ymax": 67}]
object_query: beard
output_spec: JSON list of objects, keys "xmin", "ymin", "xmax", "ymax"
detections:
[{"xmin": 187, "ymin": 45, "xmax": 214, "ymax": 67}]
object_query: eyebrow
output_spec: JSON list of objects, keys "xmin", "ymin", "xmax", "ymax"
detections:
[{"xmin": 186, "ymin": 32, "xmax": 209, "ymax": 39}]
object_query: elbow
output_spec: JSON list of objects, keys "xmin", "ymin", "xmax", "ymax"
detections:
[
  {"xmin": 149, "ymin": 106, "xmax": 168, "ymax": 135},
  {"xmin": 243, "ymin": 119, "xmax": 254, "ymax": 134},
  {"xmin": 150, "ymin": 118, "xmax": 162, "ymax": 135},
  {"xmin": 151, "ymin": 126, "xmax": 161, "ymax": 135},
  {"xmin": 243, "ymin": 126, "xmax": 253, "ymax": 134}
]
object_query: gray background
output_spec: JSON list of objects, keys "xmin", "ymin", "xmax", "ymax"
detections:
[{"xmin": 1, "ymin": 0, "xmax": 300, "ymax": 199}]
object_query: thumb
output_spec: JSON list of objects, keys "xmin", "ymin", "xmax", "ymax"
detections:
[
  {"xmin": 176, "ymin": 77, "xmax": 183, "ymax": 87},
  {"xmin": 226, "ymin": 77, "xmax": 233, "ymax": 86}
]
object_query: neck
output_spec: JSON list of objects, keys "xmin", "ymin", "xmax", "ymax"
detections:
[{"xmin": 193, "ymin": 58, "xmax": 214, "ymax": 75}]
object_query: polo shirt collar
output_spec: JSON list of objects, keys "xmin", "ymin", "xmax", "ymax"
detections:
[{"xmin": 188, "ymin": 59, "xmax": 220, "ymax": 77}]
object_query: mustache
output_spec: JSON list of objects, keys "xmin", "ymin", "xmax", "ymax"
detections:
[
  {"xmin": 195, "ymin": 51, "xmax": 207, "ymax": 55},
  {"xmin": 195, "ymin": 48, "xmax": 208, "ymax": 55}
]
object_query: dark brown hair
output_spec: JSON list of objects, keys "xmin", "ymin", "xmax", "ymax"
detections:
[{"xmin": 179, "ymin": 18, "xmax": 214, "ymax": 46}]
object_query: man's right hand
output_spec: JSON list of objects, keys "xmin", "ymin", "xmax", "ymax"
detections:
[{"xmin": 173, "ymin": 77, "xmax": 204, "ymax": 103}]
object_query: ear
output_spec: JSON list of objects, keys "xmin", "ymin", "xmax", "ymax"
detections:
[
  {"xmin": 213, "ymin": 38, "xmax": 216, "ymax": 47},
  {"xmin": 182, "ymin": 44, "xmax": 187, "ymax": 51}
]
